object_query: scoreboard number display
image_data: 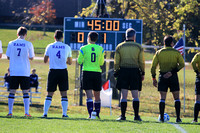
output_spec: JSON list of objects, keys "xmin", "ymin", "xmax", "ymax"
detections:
[{"xmin": 64, "ymin": 17, "xmax": 143, "ymax": 51}]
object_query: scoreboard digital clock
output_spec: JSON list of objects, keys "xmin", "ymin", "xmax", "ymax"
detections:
[{"xmin": 64, "ymin": 17, "xmax": 143, "ymax": 51}]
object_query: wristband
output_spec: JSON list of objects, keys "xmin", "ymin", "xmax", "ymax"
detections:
[{"xmin": 152, "ymin": 78, "xmax": 156, "ymax": 80}]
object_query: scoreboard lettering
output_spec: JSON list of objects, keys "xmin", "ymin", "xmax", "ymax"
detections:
[
  {"xmin": 64, "ymin": 17, "xmax": 143, "ymax": 51},
  {"xmin": 87, "ymin": 20, "xmax": 120, "ymax": 31}
]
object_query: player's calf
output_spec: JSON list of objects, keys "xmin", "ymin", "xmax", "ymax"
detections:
[
  {"xmin": 43, "ymin": 95, "xmax": 52, "ymax": 116},
  {"xmin": 8, "ymin": 93, "xmax": 15, "ymax": 115},
  {"xmin": 61, "ymin": 96, "xmax": 68, "ymax": 117}
]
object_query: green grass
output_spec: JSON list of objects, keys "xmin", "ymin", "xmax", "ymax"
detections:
[
  {"xmin": 0, "ymin": 28, "xmax": 55, "ymax": 48},
  {"xmin": 0, "ymin": 59, "xmax": 197, "ymax": 117},
  {"xmin": 0, "ymin": 28, "xmax": 199, "ymax": 132},
  {"xmin": 0, "ymin": 113, "xmax": 199, "ymax": 133},
  {"xmin": 0, "ymin": 28, "xmax": 55, "ymax": 54}
]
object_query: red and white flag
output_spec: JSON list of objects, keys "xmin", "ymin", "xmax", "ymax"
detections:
[
  {"xmin": 102, "ymin": 80, "xmax": 110, "ymax": 91},
  {"xmin": 101, "ymin": 80, "xmax": 112, "ymax": 115},
  {"xmin": 173, "ymin": 37, "xmax": 184, "ymax": 55}
]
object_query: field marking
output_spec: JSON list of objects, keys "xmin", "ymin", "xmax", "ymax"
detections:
[
  {"xmin": 167, "ymin": 122, "xmax": 187, "ymax": 133},
  {"xmin": 154, "ymin": 118, "xmax": 187, "ymax": 133}
]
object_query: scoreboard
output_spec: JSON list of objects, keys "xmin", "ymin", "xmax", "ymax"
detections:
[{"xmin": 64, "ymin": 17, "xmax": 143, "ymax": 51}]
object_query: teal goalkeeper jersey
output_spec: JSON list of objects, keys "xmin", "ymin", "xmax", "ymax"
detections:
[{"xmin": 78, "ymin": 44, "xmax": 104, "ymax": 72}]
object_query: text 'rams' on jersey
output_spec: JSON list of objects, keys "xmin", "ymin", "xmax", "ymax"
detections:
[
  {"xmin": 6, "ymin": 38, "xmax": 35, "ymax": 77},
  {"xmin": 45, "ymin": 41, "xmax": 72, "ymax": 69}
]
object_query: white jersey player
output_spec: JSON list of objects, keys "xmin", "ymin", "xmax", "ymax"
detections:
[
  {"xmin": 0, "ymin": 40, "xmax": 3, "ymax": 58},
  {"xmin": 42, "ymin": 30, "xmax": 72, "ymax": 118},
  {"xmin": 6, "ymin": 26, "xmax": 35, "ymax": 117}
]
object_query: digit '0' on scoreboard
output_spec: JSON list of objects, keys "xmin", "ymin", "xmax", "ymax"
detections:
[{"xmin": 64, "ymin": 17, "xmax": 143, "ymax": 51}]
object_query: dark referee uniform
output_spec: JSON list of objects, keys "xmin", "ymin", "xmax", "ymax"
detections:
[
  {"xmin": 191, "ymin": 53, "xmax": 200, "ymax": 122},
  {"xmin": 151, "ymin": 44, "xmax": 184, "ymax": 122},
  {"xmin": 114, "ymin": 29, "xmax": 145, "ymax": 121},
  {"xmin": 114, "ymin": 41, "xmax": 145, "ymax": 90},
  {"xmin": 151, "ymin": 47, "xmax": 184, "ymax": 92},
  {"xmin": 191, "ymin": 53, "xmax": 200, "ymax": 95}
]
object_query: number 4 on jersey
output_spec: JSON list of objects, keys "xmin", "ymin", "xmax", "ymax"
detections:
[{"xmin": 56, "ymin": 51, "xmax": 61, "ymax": 59}]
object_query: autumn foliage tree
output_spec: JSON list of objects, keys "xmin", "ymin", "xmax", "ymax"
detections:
[
  {"xmin": 28, "ymin": 0, "xmax": 56, "ymax": 35},
  {"xmin": 79, "ymin": 0, "xmax": 200, "ymax": 47}
]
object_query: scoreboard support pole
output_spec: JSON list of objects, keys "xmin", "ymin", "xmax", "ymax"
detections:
[
  {"xmin": 74, "ymin": 51, "xmax": 80, "ymax": 106},
  {"xmin": 79, "ymin": 64, "xmax": 83, "ymax": 106}
]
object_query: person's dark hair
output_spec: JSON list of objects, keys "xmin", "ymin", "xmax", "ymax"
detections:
[
  {"xmin": 126, "ymin": 28, "xmax": 136, "ymax": 38},
  {"xmin": 17, "ymin": 26, "xmax": 27, "ymax": 36},
  {"xmin": 54, "ymin": 30, "xmax": 63, "ymax": 40},
  {"xmin": 88, "ymin": 31, "xmax": 98, "ymax": 42},
  {"xmin": 164, "ymin": 35, "xmax": 174, "ymax": 47}
]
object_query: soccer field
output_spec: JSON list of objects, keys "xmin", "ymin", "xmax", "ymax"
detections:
[
  {"xmin": 0, "ymin": 28, "xmax": 199, "ymax": 132},
  {"xmin": 0, "ymin": 59, "xmax": 199, "ymax": 133},
  {"xmin": 0, "ymin": 112, "xmax": 199, "ymax": 133}
]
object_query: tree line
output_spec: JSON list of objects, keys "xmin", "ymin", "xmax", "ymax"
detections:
[{"xmin": 78, "ymin": 0, "xmax": 200, "ymax": 47}]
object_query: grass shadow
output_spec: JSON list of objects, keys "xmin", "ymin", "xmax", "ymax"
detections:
[{"xmin": 0, "ymin": 114, "xmax": 199, "ymax": 125}]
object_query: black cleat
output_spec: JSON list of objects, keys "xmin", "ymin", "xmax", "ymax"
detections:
[
  {"xmin": 42, "ymin": 114, "xmax": 47, "ymax": 118},
  {"xmin": 62, "ymin": 115, "xmax": 69, "ymax": 118},
  {"xmin": 176, "ymin": 118, "xmax": 182, "ymax": 123},
  {"xmin": 159, "ymin": 118, "xmax": 164, "ymax": 123},
  {"xmin": 134, "ymin": 116, "xmax": 142, "ymax": 121},
  {"xmin": 116, "ymin": 115, "xmax": 126, "ymax": 121},
  {"xmin": 96, "ymin": 116, "xmax": 101, "ymax": 119}
]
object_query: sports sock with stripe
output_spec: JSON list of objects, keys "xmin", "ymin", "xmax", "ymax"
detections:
[
  {"xmin": 159, "ymin": 99, "xmax": 165, "ymax": 120},
  {"xmin": 132, "ymin": 98, "xmax": 139, "ymax": 117},
  {"xmin": 43, "ymin": 96, "xmax": 52, "ymax": 115},
  {"xmin": 23, "ymin": 93, "xmax": 30, "ymax": 114},
  {"xmin": 194, "ymin": 101, "xmax": 200, "ymax": 121},
  {"xmin": 61, "ymin": 96, "xmax": 68, "ymax": 116},
  {"xmin": 94, "ymin": 101, "xmax": 101, "ymax": 117},
  {"xmin": 86, "ymin": 98, "xmax": 93, "ymax": 117},
  {"xmin": 175, "ymin": 99, "xmax": 181, "ymax": 119},
  {"xmin": 8, "ymin": 93, "xmax": 15, "ymax": 114}
]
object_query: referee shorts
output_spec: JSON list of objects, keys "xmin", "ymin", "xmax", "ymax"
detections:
[
  {"xmin": 195, "ymin": 76, "xmax": 200, "ymax": 95},
  {"xmin": 82, "ymin": 71, "xmax": 101, "ymax": 91},
  {"xmin": 116, "ymin": 68, "xmax": 141, "ymax": 91},
  {"xmin": 158, "ymin": 72, "xmax": 180, "ymax": 92},
  {"xmin": 47, "ymin": 69, "xmax": 69, "ymax": 92},
  {"xmin": 9, "ymin": 76, "xmax": 30, "ymax": 90}
]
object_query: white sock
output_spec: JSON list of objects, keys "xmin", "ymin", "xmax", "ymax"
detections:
[
  {"xmin": 23, "ymin": 98, "xmax": 30, "ymax": 114},
  {"xmin": 44, "ymin": 99, "xmax": 52, "ymax": 115},
  {"xmin": 8, "ymin": 98, "xmax": 14, "ymax": 114},
  {"xmin": 23, "ymin": 93, "xmax": 30, "ymax": 114},
  {"xmin": 61, "ymin": 101, "xmax": 68, "ymax": 116}
]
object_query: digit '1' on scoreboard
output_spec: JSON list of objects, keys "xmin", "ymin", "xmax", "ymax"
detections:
[{"xmin": 64, "ymin": 17, "xmax": 143, "ymax": 51}]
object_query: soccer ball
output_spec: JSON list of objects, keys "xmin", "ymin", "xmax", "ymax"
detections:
[{"xmin": 158, "ymin": 113, "xmax": 170, "ymax": 122}]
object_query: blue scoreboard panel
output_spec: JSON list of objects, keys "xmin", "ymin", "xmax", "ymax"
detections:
[{"xmin": 64, "ymin": 17, "xmax": 143, "ymax": 51}]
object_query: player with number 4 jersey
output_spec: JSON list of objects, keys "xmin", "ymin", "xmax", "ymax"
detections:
[
  {"xmin": 78, "ymin": 31, "xmax": 104, "ymax": 119},
  {"xmin": 43, "ymin": 30, "xmax": 72, "ymax": 118}
]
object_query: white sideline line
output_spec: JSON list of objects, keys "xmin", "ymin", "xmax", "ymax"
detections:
[
  {"xmin": 167, "ymin": 122, "xmax": 187, "ymax": 133},
  {"xmin": 154, "ymin": 118, "xmax": 187, "ymax": 133}
]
